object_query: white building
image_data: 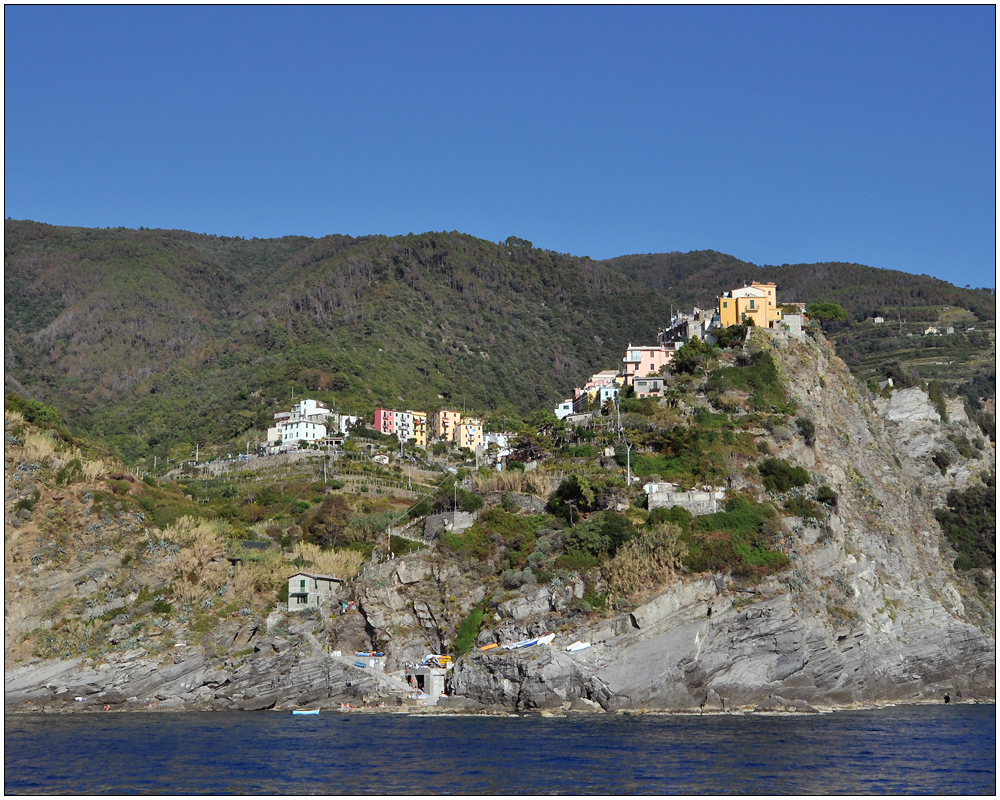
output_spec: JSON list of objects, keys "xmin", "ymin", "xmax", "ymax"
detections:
[
  {"xmin": 477, "ymin": 432, "xmax": 512, "ymax": 468},
  {"xmin": 330, "ymin": 414, "xmax": 360, "ymax": 435},
  {"xmin": 291, "ymin": 398, "xmax": 329, "ymax": 420},
  {"xmin": 267, "ymin": 400, "xmax": 359, "ymax": 449},
  {"xmin": 483, "ymin": 432, "xmax": 510, "ymax": 449},
  {"xmin": 281, "ymin": 419, "xmax": 327, "ymax": 445},
  {"xmin": 555, "ymin": 399, "xmax": 574, "ymax": 420}
]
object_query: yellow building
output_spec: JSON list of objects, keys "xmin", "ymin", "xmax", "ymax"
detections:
[
  {"xmin": 430, "ymin": 409, "xmax": 462, "ymax": 442},
  {"xmin": 409, "ymin": 411, "xmax": 427, "ymax": 447},
  {"xmin": 456, "ymin": 419, "xmax": 483, "ymax": 450},
  {"xmin": 717, "ymin": 282, "xmax": 782, "ymax": 328}
]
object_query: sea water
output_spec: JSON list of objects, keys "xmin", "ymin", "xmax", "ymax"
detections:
[{"xmin": 4, "ymin": 704, "xmax": 994, "ymax": 794}]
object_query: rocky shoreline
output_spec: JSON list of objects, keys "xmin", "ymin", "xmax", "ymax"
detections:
[{"xmin": 7, "ymin": 697, "xmax": 991, "ymax": 716}]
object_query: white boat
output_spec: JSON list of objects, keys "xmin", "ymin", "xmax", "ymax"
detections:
[
  {"xmin": 566, "ymin": 641, "xmax": 591, "ymax": 652},
  {"xmin": 536, "ymin": 633, "xmax": 556, "ymax": 646},
  {"xmin": 503, "ymin": 637, "xmax": 536, "ymax": 650},
  {"xmin": 292, "ymin": 709, "xmax": 320, "ymax": 715}
]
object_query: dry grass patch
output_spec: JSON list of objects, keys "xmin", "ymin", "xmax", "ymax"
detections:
[
  {"xmin": 168, "ymin": 517, "xmax": 229, "ymax": 605},
  {"xmin": 605, "ymin": 523, "xmax": 686, "ymax": 603},
  {"xmin": 473, "ymin": 470, "xmax": 552, "ymax": 496},
  {"xmin": 293, "ymin": 541, "xmax": 364, "ymax": 579}
]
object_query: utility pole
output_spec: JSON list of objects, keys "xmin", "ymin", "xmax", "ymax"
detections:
[
  {"xmin": 626, "ymin": 440, "xmax": 633, "ymax": 487},
  {"xmin": 613, "ymin": 394, "xmax": 623, "ymax": 443}
]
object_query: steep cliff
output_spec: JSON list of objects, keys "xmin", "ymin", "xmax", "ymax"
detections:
[{"xmin": 440, "ymin": 329, "xmax": 994, "ymax": 710}]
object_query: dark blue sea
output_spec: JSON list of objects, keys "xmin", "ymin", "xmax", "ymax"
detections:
[{"xmin": 4, "ymin": 704, "xmax": 995, "ymax": 794}]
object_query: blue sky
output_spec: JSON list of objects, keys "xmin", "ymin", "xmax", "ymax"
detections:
[{"xmin": 5, "ymin": 6, "xmax": 995, "ymax": 288}]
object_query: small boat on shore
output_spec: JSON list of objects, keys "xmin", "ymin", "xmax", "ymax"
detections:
[
  {"xmin": 292, "ymin": 709, "xmax": 320, "ymax": 715},
  {"xmin": 505, "ymin": 632, "xmax": 555, "ymax": 650}
]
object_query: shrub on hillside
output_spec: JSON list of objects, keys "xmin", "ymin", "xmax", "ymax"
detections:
[
  {"xmin": 758, "ymin": 458, "xmax": 811, "ymax": 493},
  {"xmin": 705, "ymin": 351, "xmax": 789, "ymax": 412},
  {"xmin": 454, "ymin": 606, "xmax": 485, "ymax": 656},
  {"xmin": 816, "ymin": 485, "xmax": 838, "ymax": 508},
  {"xmin": 934, "ymin": 474, "xmax": 996, "ymax": 571},
  {"xmin": 563, "ymin": 511, "xmax": 636, "ymax": 559},
  {"xmin": 783, "ymin": 495, "xmax": 822, "ymax": 519},
  {"xmin": 671, "ymin": 337, "xmax": 715, "ymax": 375},
  {"xmin": 548, "ymin": 474, "xmax": 599, "ymax": 522},
  {"xmin": 713, "ymin": 324, "xmax": 748, "ymax": 349},
  {"xmin": 683, "ymin": 495, "xmax": 788, "ymax": 579},
  {"xmin": 5, "ymin": 394, "xmax": 63, "ymax": 430},
  {"xmin": 432, "ymin": 481, "xmax": 483, "ymax": 514},
  {"xmin": 796, "ymin": 417, "xmax": 816, "ymax": 446},
  {"xmin": 648, "ymin": 505, "xmax": 693, "ymax": 532},
  {"xmin": 927, "ymin": 380, "xmax": 949, "ymax": 422},
  {"xmin": 407, "ymin": 497, "xmax": 433, "ymax": 520},
  {"xmin": 932, "ymin": 450, "xmax": 952, "ymax": 476}
]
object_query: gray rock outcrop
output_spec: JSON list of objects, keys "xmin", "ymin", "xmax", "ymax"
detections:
[{"xmin": 5, "ymin": 616, "xmax": 397, "ymax": 712}]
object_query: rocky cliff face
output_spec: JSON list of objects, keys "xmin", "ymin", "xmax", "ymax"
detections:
[
  {"xmin": 4, "ymin": 615, "xmax": 399, "ymax": 712},
  {"xmin": 5, "ymin": 330, "xmax": 994, "ymax": 713},
  {"xmin": 438, "ymin": 331, "xmax": 996, "ymax": 711}
]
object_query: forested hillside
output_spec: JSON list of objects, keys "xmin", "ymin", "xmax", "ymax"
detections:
[
  {"xmin": 4, "ymin": 222, "xmax": 672, "ymax": 461},
  {"xmin": 604, "ymin": 250, "xmax": 996, "ymax": 320},
  {"xmin": 6, "ymin": 221, "xmax": 994, "ymax": 465}
]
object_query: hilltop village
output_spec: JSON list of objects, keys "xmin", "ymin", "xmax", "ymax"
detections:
[
  {"xmin": 263, "ymin": 281, "xmax": 804, "ymax": 459},
  {"xmin": 555, "ymin": 281, "xmax": 801, "ymax": 417}
]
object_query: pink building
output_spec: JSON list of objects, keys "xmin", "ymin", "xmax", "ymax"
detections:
[
  {"xmin": 621, "ymin": 344, "xmax": 674, "ymax": 386},
  {"xmin": 374, "ymin": 409, "xmax": 395, "ymax": 436}
]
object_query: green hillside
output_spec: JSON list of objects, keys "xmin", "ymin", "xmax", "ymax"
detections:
[
  {"xmin": 604, "ymin": 250, "xmax": 996, "ymax": 320},
  {"xmin": 6, "ymin": 222, "xmax": 994, "ymax": 465},
  {"xmin": 4, "ymin": 222, "xmax": 674, "ymax": 462}
]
